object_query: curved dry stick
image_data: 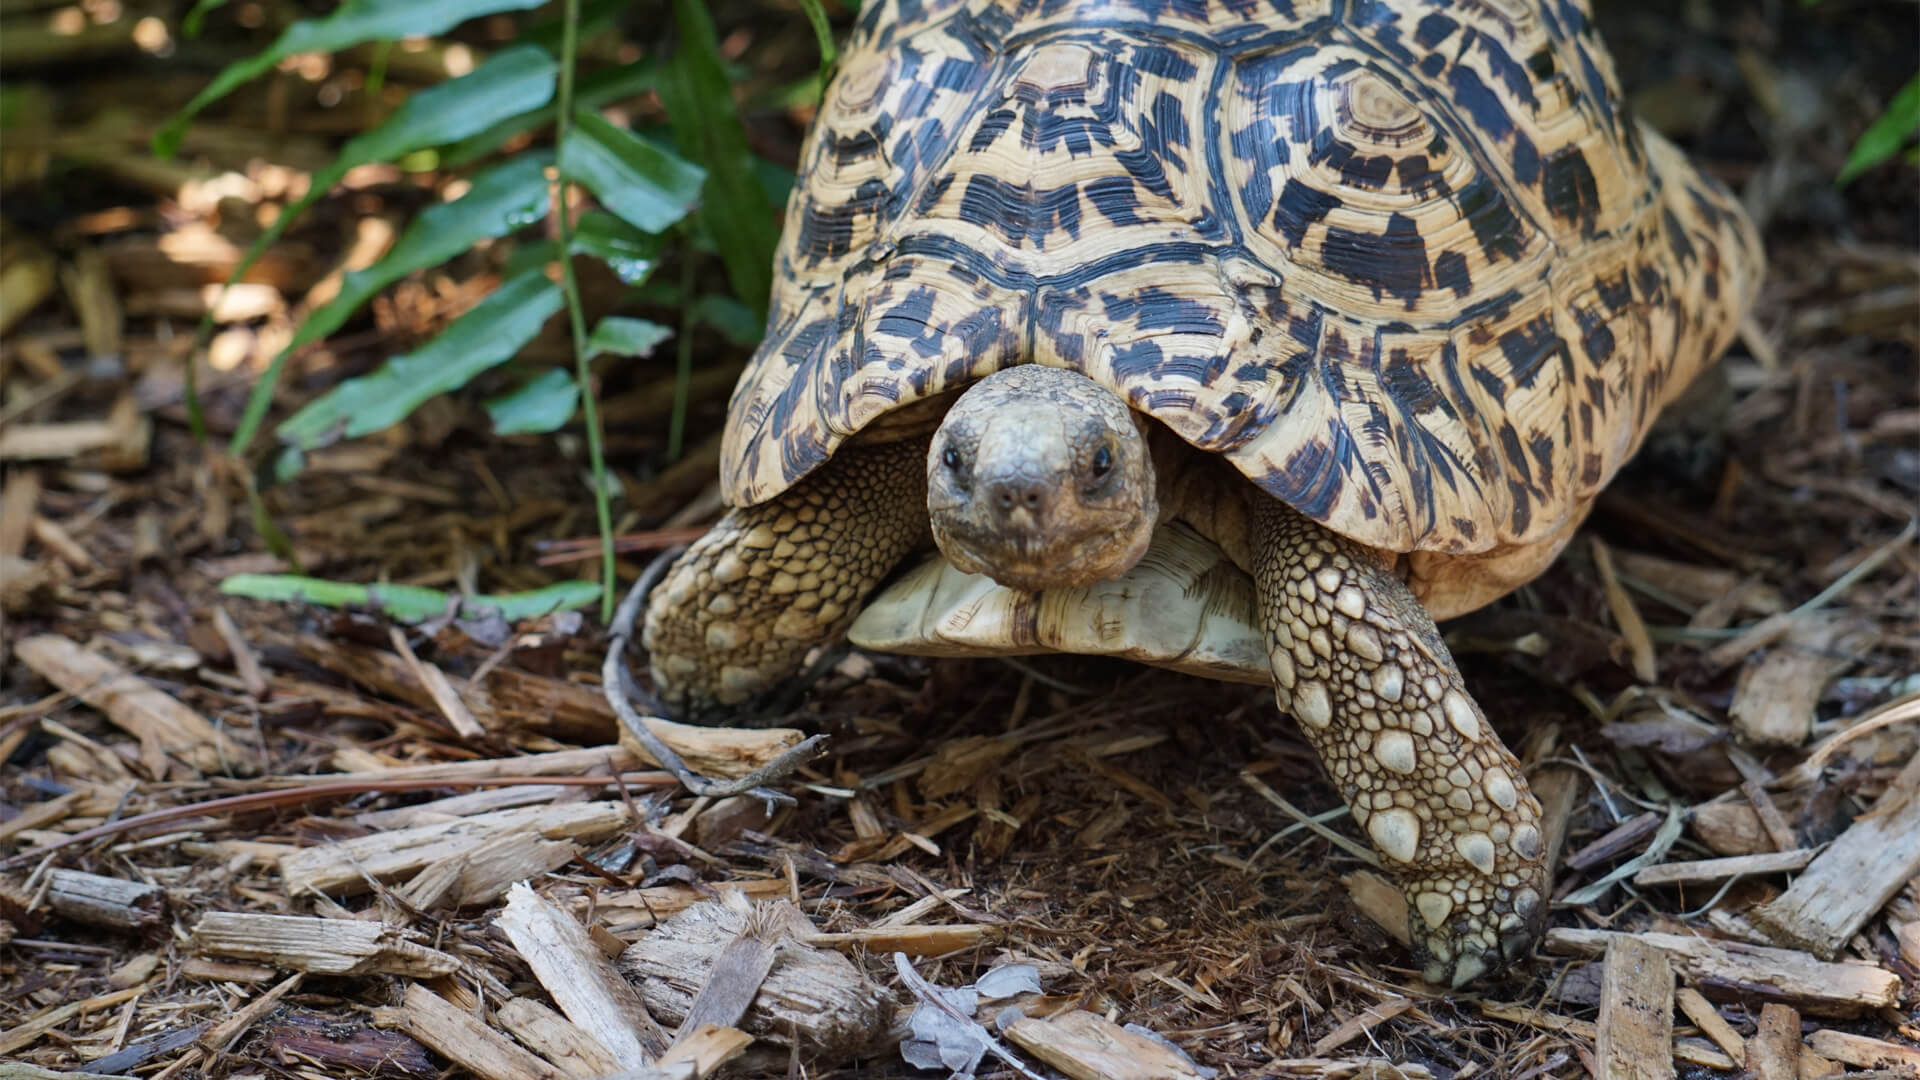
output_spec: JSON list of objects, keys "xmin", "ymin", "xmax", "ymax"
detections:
[{"xmin": 602, "ymin": 545, "xmax": 828, "ymax": 808}]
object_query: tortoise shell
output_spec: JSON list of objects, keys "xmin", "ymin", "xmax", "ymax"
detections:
[{"xmin": 721, "ymin": 0, "xmax": 1762, "ymax": 605}]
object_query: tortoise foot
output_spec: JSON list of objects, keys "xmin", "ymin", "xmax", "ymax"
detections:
[{"xmin": 1406, "ymin": 869, "xmax": 1548, "ymax": 987}]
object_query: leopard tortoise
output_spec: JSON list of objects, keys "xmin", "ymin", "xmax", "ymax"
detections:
[{"xmin": 643, "ymin": 0, "xmax": 1763, "ymax": 985}]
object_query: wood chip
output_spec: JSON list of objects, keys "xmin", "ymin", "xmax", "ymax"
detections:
[
  {"xmin": 15, "ymin": 634, "xmax": 253, "ymax": 774},
  {"xmin": 1750, "ymin": 750, "xmax": 1920, "ymax": 957},
  {"xmin": 45, "ymin": 868, "xmax": 166, "ymax": 934},
  {"xmin": 998, "ymin": 1009, "xmax": 1208, "ymax": 1080},
  {"xmin": 1565, "ymin": 810, "xmax": 1664, "ymax": 870},
  {"xmin": 0, "ymin": 790, "xmax": 83, "ymax": 845},
  {"xmin": 0, "ymin": 397, "xmax": 150, "ymax": 467},
  {"xmin": 1307, "ymin": 997, "xmax": 1413, "ymax": 1057},
  {"xmin": 328, "ymin": 745, "xmax": 638, "ymax": 783},
  {"xmin": 566, "ymin": 879, "xmax": 791, "ymax": 930},
  {"xmin": 803, "ymin": 923, "xmax": 994, "ymax": 957},
  {"xmin": 0, "ymin": 468, "xmax": 40, "ymax": 559},
  {"xmin": 1744, "ymin": 779, "xmax": 1800, "ymax": 853},
  {"xmin": 1341, "ymin": 870, "xmax": 1411, "ymax": 947},
  {"xmin": 251, "ymin": 1009, "xmax": 435, "ymax": 1078},
  {"xmin": 1480, "ymin": 1003, "xmax": 1738, "ymax": 1071},
  {"xmin": 178, "ymin": 957, "xmax": 277, "ymax": 983},
  {"xmin": 495, "ymin": 882, "xmax": 667, "ymax": 1064},
  {"xmin": 189, "ymin": 913, "xmax": 459, "ymax": 977},
  {"xmin": 1673, "ymin": 986, "xmax": 1745, "ymax": 1067},
  {"xmin": 673, "ymin": 914, "xmax": 779, "ymax": 1040},
  {"xmin": 1730, "ymin": 616, "xmax": 1874, "ymax": 747},
  {"xmin": 198, "ymin": 971, "xmax": 302, "ymax": 1054},
  {"xmin": 210, "ymin": 605, "xmax": 266, "ymax": 699},
  {"xmin": 1592, "ymin": 537, "xmax": 1658, "ymax": 682},
  {"xmin": 619, "ymin": 897, "xmax": 890, "ymax": 1060},
  {"xmin": 278, "ymin": 801, "xmax": 632, "ymax": 897},
  {"xmin": 495, "ymin": 998, "xmax": 621, "ymax": 1080},
  {"xmin": 399, "ymin": 827, "xmax": 577, "ymax": 909},
  {"xmin": 1689, "ymin": 800, "xmax": 1773, "ymax": 856},
  {"xmin": 1545, "ymin": 928, "xmax": 1899, "ymax": 1017},
  {"xmin": 1631, "ymin": 848, "xmax": 1814, "ymax": 887},
  {"xmin": 652, "ymin": 1024, "xmax": 753, "ymax": 1078},
  {"xmin": 29, "ymin": 514, "xmax": 91, "ymax": 570},
  {"xmin": 0, "ymin": 1065, "xmax": 142, "ymax": 1080},
  {"xmin": 1805, "ymin": 1030, "xmax": 1920, "ymax": 1071},
  {"xmin": 0, "ymin": 986, "xmax": 142, "ymax": 1057},
  {"xmin": 387, "ymin": 983, "xmax": 567, "ymax": 1080},
  {"xmin": 1746, "ymin": 1003, "xmax": 1801, "ymax": 1080},
  {"xmin": 389, "ymin": 625, "xmax": 485, "ymax": 739},
  {"xmin": 1597, "ymin": 935, "xmax": 1675, "ymax": 1080}
]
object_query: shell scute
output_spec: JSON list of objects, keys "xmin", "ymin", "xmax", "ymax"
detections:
[{"xmin": 723, "ymin": 0, "xmax": 1765, "ymax": 615}]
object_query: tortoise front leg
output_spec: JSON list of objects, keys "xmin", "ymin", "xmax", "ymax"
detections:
[
  {"xmin": 644, "ymin": 438, "xmax": 929, "ymax": 714},
  {"xmin": 1250, "ymin": 501, "xmax": 1548, "ymax": 986}
]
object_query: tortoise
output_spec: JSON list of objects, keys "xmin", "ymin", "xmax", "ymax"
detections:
[{"xmin": 643, "ymin": 0, "xmax": 1763, "ymax": 985}]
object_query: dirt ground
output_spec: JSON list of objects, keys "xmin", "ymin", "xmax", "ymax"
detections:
[{"xmin": 2, "ymin": 0, "xmax": 1916, "ymax": 1077}]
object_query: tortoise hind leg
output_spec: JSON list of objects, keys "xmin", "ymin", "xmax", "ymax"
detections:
[
  {"xmin": 644, "ymin": 438, "xmax": 929, "ymax": 715},
  {"xmin": 1249, "ymin": 500, "xmax": 1549, "ymax": 986}
]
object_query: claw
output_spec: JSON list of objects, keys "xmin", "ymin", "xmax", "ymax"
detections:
[{"xmin": 1448, "ymin": 953, "xmax": 1489, "ymax": 988}]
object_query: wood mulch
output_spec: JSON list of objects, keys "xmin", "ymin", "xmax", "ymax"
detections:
[{"xmin": 2, "ymin": 0, "xmax": 1916, "ymax": 1077}]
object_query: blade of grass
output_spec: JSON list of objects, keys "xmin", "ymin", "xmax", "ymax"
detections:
[
  {"xmin": 1838, "ymin": 71, "xmax": 1920, "ymax": 185},
  {"xmin": 552, "ymin": 0, "xmax": 616, "ymax": 621},
  {"xmin": 671, "ymin": 248, "xmax": 696, "ymax": 461},
  {"xmin": 657, "ymin": 0, "xmax": 779, "ymax": 318},
  {"xmin": 221, "ymin": 574, "xmax": 599, "ymax": 620}
]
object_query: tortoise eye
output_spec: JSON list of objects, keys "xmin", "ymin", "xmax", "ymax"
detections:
[
  {"xmin": 942, "ymin": 445, "xmax": 963, "ymax": 471},
  {"xmin": 1090, "ymin": 445, "xmax": 1113, "ymax": 477}
]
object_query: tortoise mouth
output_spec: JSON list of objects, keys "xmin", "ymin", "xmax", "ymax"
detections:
[{"xmin": 931, "ymin": 505, "xmax": 1155, "ymax": 591}]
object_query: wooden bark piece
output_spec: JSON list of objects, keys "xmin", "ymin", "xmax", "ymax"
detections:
[
  {"xmin": 654, "ymin": 1025, "xmax": 753, "ymax": 1076},
  {"xmin": 495, "ymin": 998, "xmax": 621, "ymax": 1080},
  {"xmin": 1745, "ymin": 1003, "xmax": 1800, "ymax": 1080},
  {"xmin": 673, "ymin": 914, "xmax": 778, "ymax": 1039},
  {"xmin": 1750, "ymin": 750, "xmax": 1920, "ymax": 958},
  {"xmin": 495, "ymin": 882, "xmax": 667, "ymax": 1064},
  {"xmin": 254, "ymin": 1009, "xmax": 436, "ymax": 1079},
  {"xmin": 278, "ymin": 801, "xmax": 631, "ymax": 897},
  {"xmin": 1545, "ymin": 928, "xmax": 1897, "ymax": 1017},
  {"xmin": 190, "ymin": 913, "xmax": 458, "ymax": 977},
  {"xmin": 198, "ymin": 972, "xmax": 302, "ymax": 1054},
  {"xmin": 1631, "ymin": 849, "xmax": 1813, "ymax": 887},
  {"xmin": 619, "ymin": 896, "xmax": 891, "ymax": 1060},
  {"xmin": 399, "ymin": 828, "xmax": 577, "ymax": 909},
  {"xmin": 1596, "ymin": 935, "xmax": 1675, "ymax": 1080},
  {"xmin": 15, "ymin": 634, "xmax": 251, "ymax": 774},
  {"xmin": 388, "ymin": 984, "xmax": 566, "ymax": 1080},
  {"xmin": 1672, "ymin": 987, "xmax": 1744, "ymax": 1067},
  {"xmin": 1805, "ymin": 1030, "xmax": 1920, "ymax": 1070},
  {"xmin": 804, "ymin": 923, "xmax": 993, "ymax": 957},
  {"xmin": 1002, "ymin": 1010, "xmax": 1209, "ymax": 1080},
  {"xmin": 1729, "ymin": 616, "xmax": 1874, "ymax": 747},
  {"xmin": 45, "ymin": 868, "xmax": 166, "ymax": 935}
]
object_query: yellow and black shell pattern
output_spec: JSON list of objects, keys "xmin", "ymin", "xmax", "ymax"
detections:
[{"xmin": 720, "ymin": 0, "xmax": 1763, "ymax": 584}]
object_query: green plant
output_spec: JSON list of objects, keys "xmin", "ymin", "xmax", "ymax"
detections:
[
  {"xmin": 1837, "ymin": 71, "xmax": 1920, "ymax": 184},
  {"xmin": 1800, "ymin": 0, "xmax": 1919, "ymax": 183},
  {"xmin": 163, "ymin": 0, "xmax": 830, "ymax": 618}
]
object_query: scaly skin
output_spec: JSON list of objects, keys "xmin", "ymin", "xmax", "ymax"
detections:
[
  {"xmin": 643, "ymin": 438, "xmax": 929, "ymax": 713},
  {"xmin": 648, "ymin": 367, "xmax": 1549, "ymax": 983},
  {"xmin": 1249, "ymin": 498, "xmax": 1548, "ymax": 985}
]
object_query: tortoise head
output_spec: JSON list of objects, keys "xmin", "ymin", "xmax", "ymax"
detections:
[{"xmin": 927, "ymin": 366, "xmax": 1158, "ymax": 591}]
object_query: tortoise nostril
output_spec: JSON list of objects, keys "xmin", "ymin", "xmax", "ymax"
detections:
[{"xmin": 988, "ymin": 481, "xmax": 1047, "ymax": 517}]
